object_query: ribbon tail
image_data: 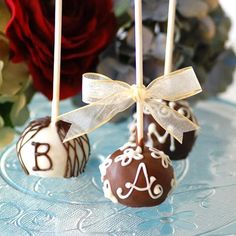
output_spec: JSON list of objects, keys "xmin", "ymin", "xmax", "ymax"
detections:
[
  {"xmin": 145, "ymin": 100, "xmax": 199, "ymax": 143},
  {"xmin": 147, "ymin": 67, "xmax": 202, "ymax": 101},
  {"xmin": 59, "ymin": 95, "xmax": 135, "ymax": 142}
]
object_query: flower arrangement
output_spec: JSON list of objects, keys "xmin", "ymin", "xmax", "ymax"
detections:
[
  {"xmin": 0, "ymin": 0, "xmax": 116, "ymax": 147},
  {"xmin": 0, "ymin": 0, "xmax": 32, "ymax": 148},
  {"xmin": 99, "ymin": 0, "xmax": 236, "ymax": 100},
  {"xmin": 4, "ymin": 0, "xmax": 117, "ymax": 100}
]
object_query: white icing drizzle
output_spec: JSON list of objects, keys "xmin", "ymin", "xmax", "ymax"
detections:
[
  {"xmin": 149, "ymin": 147, "xmax": 172, "ymax": 168},
  {"xmin": 148, "ymin": 123, "xmax": 168, "ymax": 144},
  {"xmin": 103, "ymin": 179, "xmax": 118, "ymax": 203},
  {"xmin": 129, "ymin": 101, "xmax": 196, "ymax": 152},
  {"xmin": 115, "ymin": 146, "xmax": 143, "ymax": 166},
  {"xmin": 170, "ymin": 136, "xmax": 175, "ymax": 152},
  {"xmin": 143, "ymin": 106, "xmax": 152, "ymax": 115},
  {"xmin": 116, "ymin": 162, "xmax": 163, "ymax": 200},
  {"xmin": 169, "ymin": 101, "xmax": 191, "ymax": 119},
  {"xmin": 147, "ymin": 123, "xmax": 176, "ymax": 152}
]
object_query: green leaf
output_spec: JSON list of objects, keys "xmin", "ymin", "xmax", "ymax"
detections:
[
  {"xmin": 1, "ymin": 62, "xmax": 29, "ymax": 96},
  {"xmin": 114, "ymin": 0, "xmax": 130, "ymax": 17},
  {"xmin": 0, "ymin": 60, "xmax": 3, "ymax": 88},
  {"xmin": 0, "ymin": 115, "xmax": 4, "ymax": 128},
  {"xmin": 0, "ymin": 102, "xmax": 13, "ymax": 127},
  {"xmin": 0, "ymin": 127, "xmax": 15, "ymax": 148},
  {"xmin": 0, "ymin": 0, "xmax": 11, "ymax": 32},
  {"xmin": 10, "ymin": 94, "xmax": 27, "ymax": 126}
]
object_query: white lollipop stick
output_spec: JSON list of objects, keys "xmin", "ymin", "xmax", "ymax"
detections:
[
  {"xmin": 164, "ymin": 0, "xmax": 177, "ymax": 75},
  {"xmin": 134, "ymin": 0, "xmax": 144, "ymax": 144},
  {"xmin": 51, "ymin": 0, "xmax": 62, "ymax": 126}
]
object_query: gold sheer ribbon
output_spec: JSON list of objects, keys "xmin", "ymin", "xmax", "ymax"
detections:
[{"xmin": 60, "ymin": 67, "xmax": 202, "ymax": 143}]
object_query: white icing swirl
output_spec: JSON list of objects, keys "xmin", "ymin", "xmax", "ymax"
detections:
[
  {"xmin": 115, "ymin": 146, "xmax": 143, "ymax": 166},
  {"xmin": 169, "ymin": 101, "xmax": 191, "ymax": 119},
  {"xmin": 116, "ymin": 162, "xmax": 163, "ymax": 200},
  {"xmin": 149, "ymin": 147, "xmax": 172, "ymax": 168}
]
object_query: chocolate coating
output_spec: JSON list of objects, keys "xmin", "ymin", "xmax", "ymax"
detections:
[
  {"xmin": 129, "ymin": 101, "xmax": 198, "ymax": 160},
  {"xmin": 100, "ymin": 145, "xmax": 175, "ymax": 207}
]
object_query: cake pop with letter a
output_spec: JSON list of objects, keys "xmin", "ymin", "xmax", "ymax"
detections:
[
  {"xmin": 59, "ymin": 0, "xmax": 201, "ymax": 207},
  {"xmin": 100, "ymin": 144, "xmax": 176, "ymax": 207}
]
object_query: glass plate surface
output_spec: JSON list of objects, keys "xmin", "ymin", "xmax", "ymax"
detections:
[{"xmin": 0, "ymin": 95, "xmax": 236, "ymax": 235}]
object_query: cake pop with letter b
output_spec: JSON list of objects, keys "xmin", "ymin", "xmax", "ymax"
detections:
[
  {"xmin": 16, "ymin": 0, "xmax": 90, "ymax": 178},
  {"xmin": 17, "ymin": 117, "xmax": 90, "ymax": 178}
]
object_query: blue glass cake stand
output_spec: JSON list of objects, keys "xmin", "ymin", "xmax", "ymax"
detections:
[{"xmin": 0, "ymin": 94, "xmax": 236, "ymax": 235}]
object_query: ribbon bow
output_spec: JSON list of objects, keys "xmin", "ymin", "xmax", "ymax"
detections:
[{"xmin": 60, "ymin": 67, "xmax": 202, "ymax": 142}]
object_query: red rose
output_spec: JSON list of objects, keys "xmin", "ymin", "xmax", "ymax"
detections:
[{"xmin": 5, "ymin": 0, "xmax": 116, "ymax": 100}]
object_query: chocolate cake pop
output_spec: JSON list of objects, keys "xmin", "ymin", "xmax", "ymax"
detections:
[
  {"xmin": 100, "ymin": 144, "xmax": 176, "ymax": 207},
  {"xmin": 16, "ymin": 116, "xmax": 90, "ymax": 178},
  {"xmin": 129, "ymin": 100, "xmax": 198, "ymax": 160}
]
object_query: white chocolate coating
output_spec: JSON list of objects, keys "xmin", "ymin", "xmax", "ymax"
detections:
[{"xmin": 16, "ymin": 118, "xmax": 90, "ymax": 178}]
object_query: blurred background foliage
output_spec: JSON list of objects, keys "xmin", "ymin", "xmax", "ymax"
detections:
[
  {"xmin": 0, "ymin": 0, "xmax": 34, "ymax": 147},
  {"xmin": 98, "ymin": 0, "xmax": 236, "ymax": 101}
]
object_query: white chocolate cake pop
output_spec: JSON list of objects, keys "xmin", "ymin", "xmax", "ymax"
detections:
[
  {"xmin": 100, "ymin": 144, "xmax": 176, "ymax": 207},
  {"xmin": 16, "ymin": 116, "xmax": 90, "ymax": 178},
  {"xmin": 129, "ymin": 100, "xmax": 198, "ymax": 160}
]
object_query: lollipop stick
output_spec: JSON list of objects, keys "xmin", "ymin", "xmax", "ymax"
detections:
[
  {"xmin": 51, "ymin": 0, "xmax": 62, "ymax": 126},
  {"xmin": 134, "ymin": 0, "xmax": 144, "ymax": 145},
  {"xmin": 164, "ymin": 0, "xmax": 176, "ymax": 75}
]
